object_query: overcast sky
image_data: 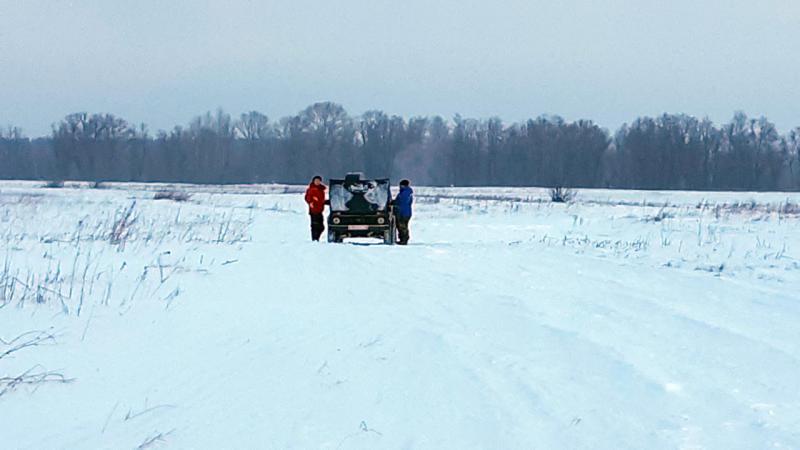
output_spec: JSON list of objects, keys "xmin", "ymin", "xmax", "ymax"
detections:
[{"xmin": 2, "ymin": 0, "xmax": 799, "ymax": 136}]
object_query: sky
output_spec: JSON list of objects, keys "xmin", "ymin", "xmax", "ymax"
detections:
[{"xmin": 1, "ymin": 0, "xmax": 799, "ymax": 137}]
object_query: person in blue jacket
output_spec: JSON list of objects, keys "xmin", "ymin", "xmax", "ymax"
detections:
[{"xmin": 392, "ymin": 179, "xmax": 414, "ymax": 245}]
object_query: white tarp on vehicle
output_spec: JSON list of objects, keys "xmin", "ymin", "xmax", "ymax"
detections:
[{"xmin": 330, "ymin": 179, "xmax": 390, "ymax": 212}]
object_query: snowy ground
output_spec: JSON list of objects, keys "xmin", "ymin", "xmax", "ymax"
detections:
[{"xmin": 1, "ymin": 181, "xmax": 799, "ymax": 449}]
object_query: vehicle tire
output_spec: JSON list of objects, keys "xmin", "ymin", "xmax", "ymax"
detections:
[
  {"xmin": 327, "ymin": 229, "xmax": 339, "ymax": 243},
  {"xmin": 384, "ymin": 221, "xmax": 396, "ymax": 245}
]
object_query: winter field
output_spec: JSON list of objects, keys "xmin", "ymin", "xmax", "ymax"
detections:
[{"xmin": 1, "ymin": 180, "xmax": 799, "ymax": 450}]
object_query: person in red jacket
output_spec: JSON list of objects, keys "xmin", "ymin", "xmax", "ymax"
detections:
[{"xmin": 304, "ymin": 175, "xmax": 327, "ymax": 241}]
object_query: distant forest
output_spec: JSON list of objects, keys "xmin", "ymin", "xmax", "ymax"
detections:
[{"xmin": 1, "ymin": 102, "xmax": 799, "ymax": 191}]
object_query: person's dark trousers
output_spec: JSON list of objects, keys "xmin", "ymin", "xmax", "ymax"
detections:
[
  {"xmin": 310, "ymin": 213, "xmax": 325, "ymax": 241},
  {"xmin": 396, "ymin": 216, "xmax": 410, "ymax": 245}
]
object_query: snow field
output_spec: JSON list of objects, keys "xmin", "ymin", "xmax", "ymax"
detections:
[{"xmin": 1, "ymin": 181, "xmax": 799, "ymax": 449}]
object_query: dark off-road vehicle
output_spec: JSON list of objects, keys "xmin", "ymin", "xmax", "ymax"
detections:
[{"xmin": 327, "ymin": 173, "xmax": 395, "ymax": 245}]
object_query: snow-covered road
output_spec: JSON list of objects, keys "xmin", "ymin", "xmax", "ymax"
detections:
[{"xmin": 1, "ymin": 182, "xmax": 799, "ymax": 449}]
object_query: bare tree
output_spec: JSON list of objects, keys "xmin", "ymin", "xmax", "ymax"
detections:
[{"xmin": 1, "ymin": 105, "xmax": 799, "ymax": 190}]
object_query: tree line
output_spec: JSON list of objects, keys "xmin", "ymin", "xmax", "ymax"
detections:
[{"xmin": 1, "ymin": 103, "xmax": 798, "ymax": 190}]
